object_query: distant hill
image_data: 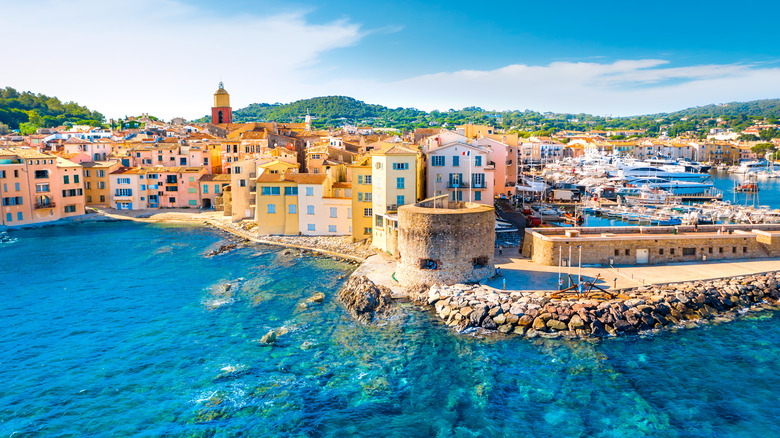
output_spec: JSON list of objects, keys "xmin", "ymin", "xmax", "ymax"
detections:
[
  {"xmin": 0, "ymin": 87, "xmax": 105, "ymax": 134},
  {"xmin": 216, "ymin": 96, "xmax": 780, "ymax": 139},
  {"xmin": 661, "ymin": 99, "xmax": 780, "ymax": 119}
]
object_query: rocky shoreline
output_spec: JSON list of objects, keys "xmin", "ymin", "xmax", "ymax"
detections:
[{"xmin": 413, "ymin": 271, "xmax": 780, "ymax": 338}]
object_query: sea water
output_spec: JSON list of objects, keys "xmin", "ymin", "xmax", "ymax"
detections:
[{"xmin": 2, "ymin": 221, "xmax": 780, "ymax": 437}]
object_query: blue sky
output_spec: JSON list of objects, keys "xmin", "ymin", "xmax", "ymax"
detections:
[{"xmin": 2, "ymin": 0, "xmax": 779, "ymax": 119}]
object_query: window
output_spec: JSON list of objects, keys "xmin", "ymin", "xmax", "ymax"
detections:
[
  {"xmin": 289, "ymin": 204, "xmax": 297, "ymax": 214},
  {"xmin": 329, "ymin": 225, "xmax": 337, "ymax": 233},
  {"xmin": 267, "ymin": 204, "xmax": 276, "ymax": 214},
  {"xmin": 97, "ymin": 182, "xmax": 106, "ymax": 189},
  {"xmin": 6, "ymin": 213, "xmax": 11, "ymax": 222},
  {"xmin": 14, "ymin": 182, "xmax": 19, "ymax": 191},
  {"xmin": 475, "ymin": 156, "xmax": 482, "ymax": 167},
  {"xmin": 141, "ymin": 184, "xmax": 146, "ymax": 191},
  {"xmin": 85, "ymin": 182, "xmax": 91, "ymax": 190},
  {"xmin": 98, "ymin": 170, "xmax": 105, "ymax": 178},
  {"xmin": 307, "ymin": 205, "xmax": 314, "ymax": 215},
  {"xmin": 474, "ymin": 191, "xmax": 481, "ymax": 201},
  {"xmin": 87, "ymin": 195, "xmax": 92, "ymax": 203},
  {"xmin": 36, "ymin": 183, "xmax": 49, "ymax": 193},
  {"xmin": 375, "ymin": 215, "xmax": 383, "ymax": 227},
  {"xmin": 100, "ymin": 195, "xmax": 105, "ymax": 202},
  {"xmin": 473, "ymin": 173, "xmax": 485, "ymax": 188},
  {"xmin": 64, "ymin": 205, "xmax": 76, "ymax": 213},
  {"xmin": 169, "ymin": 197, "xmax": 176, "ymax": 203},
  {"xmin": 181, "ymin": 158, "xmax": 188, "ymax": 166},
  {"xmin": 74, "ymin": 175, "xmax": 79, "ymax": 184},
  {"xmin": 330, "ymin": 207, "xmax": 337, "ymax": 218},
  {"xmin": 364, "ymin": 192, "xmax": 372, "ymax": 202},
  {"xmin": 419, "ymin": 259, "xmax": 438, "ymax": 270},
  {"xmin": 116, "ymin": 188, "xmax": 132, "ymax": 196},
  {"xmin": 165, "ymin": 186, "xmax": 178, "ymax": 192},
  {"xmin": 17, "ymin": 212, "xmax": 22, "ymax": 220},
  {"xmin": 364, "ymin": 175, "xmax": 372, "ymax": 184},
  {"xmin": 375, "ymin": 162, "xmax": 382, "ymax": 169},
  {"xmin": 63, "ymin": 175, "xmax": 70, "ymax": 184},
  {"xmin": 306, "ymin": 187, "xmax": 314, "ymax": 196},
  {"xmin": 284, "ymin": 187, "xmax": 298, "ymax": 196},
  {"xmin": 358, "ymin": 175, "xmax": 363, "ymax": 184},
  {"xmin": 397, "ymin": 195, "xmax": 405, "ymax": 206},
  {"xmin": 364, "ymin": 227, "xmax": 372, "ymax": 234},
  {"xmin": 659, "ymin": 248, "xmax": 664, "ymax": 255},
  {"xmin": 348, "ymin": 208, "xmax": 351, "ymax": 219},
  {"xmin": 308, "ymin": 224, "xmax": 315, "ymax": 231},
  {"xmin": 682, "ymin": 248, "xmax": 696, "ymax": 256},
  {"xmin": 214, "ymin": 184, "xmax": 219, "ymax": 193},
  {"xmin": 118, "ymin": 178, "xmax": 130, "ymax": 184},
  {"xmin": 396, "ymin": 177, "xmax": 405, "ymax": 189},
  {"xmin": 239, "ymin": 179, "xmax": 247, "ymax": 187},
  {"xmin": 234, "ymin": 166, "xmax": 241, "ymax": 174},
  {"xmin": 188, "ymin": 176, "xmax": 195, "ymax": 182},
  {"xmin": 189, "ymin": 200, "xmax": 197, "ymax": 206},
  {"xmin": 261, "ymin": 187, "xmax": 281, "ymax": 195},
  {"xmin": 453, "ymin": 156, "xmax": 460, "ymax": 166},
  {"xmin": 364, "ymin": 208, "xmax": 372, "ymax": 217},
  {"xmin": 203, "ymin": 185, "xmax": 208, "ymax": 194},
  {"xmin": 432, "ymin": 156, "xmax": 444, "ymax": 166},
  {"xmin": 625, "ymin": 249, "xmax": 630, "ymax": 256},
  {"xmin": 393, "ymin": 162, "xmax": 409, "ymax": 170},
  {"xmin": 166, "ymin": 175, "xmax": 177, "ymax": 184}
]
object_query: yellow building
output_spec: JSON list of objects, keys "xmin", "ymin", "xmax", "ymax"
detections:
[
  {"xmin": 348, "ymin": 155, "xmax": 373, "ymax": 242},
  {"xmin": 254, "ymin": 172, "xmax": 300, "ymax": 236},
  {"xmin": 457, "ymin": 123, "xmax": 496, "ymax": 139},
  {"xmin": 371, "ymin": 144, "xmax": 422, "ymax": 255},
  {"xmin": 259, "ymin": 159, "xmax": 298, "ymax": 175},
  {"xmin": 82, "ymin": 160, "xmax": 121, "ymax": 207}
]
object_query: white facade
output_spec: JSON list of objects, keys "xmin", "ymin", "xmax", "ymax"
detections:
[
  {"xmin": 297, "ymin": 182, "xmax": 350, "ymax": 236},
  {"xmin": 426, "ymin": 142, "xmax": 494, "ymax": 205}
]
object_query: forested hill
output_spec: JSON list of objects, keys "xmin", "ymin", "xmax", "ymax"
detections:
[
  {"xmin": 233, "ymin": 96, "xmax": 427, "ymax": 125},
  {"xmin": 662, "ymin": 99, "xmax": 780, "ymax": 119},
  {"xmin": 0, "ymin": 87, "xmax": 105, "ymax": 134},
  {"xmin": 224, "ymin": 96, "xmax": 780, "ymax": 136}
]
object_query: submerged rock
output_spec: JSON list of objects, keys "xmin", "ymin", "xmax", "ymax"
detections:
[{"xmin": 259, "ymin": 330, "xmax": 277, "ymax": 345}]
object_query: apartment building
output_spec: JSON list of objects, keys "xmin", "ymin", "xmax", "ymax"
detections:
[
  {"xmin": 82, "ymin": 160, "xmax": 121, "ymax": 207},
  {"xmin": 426, "ymin": 142, "xmax": 494, "ymax": 205},
  {"xmin": 348, "ymin": 155, "xmax": 373, "ymax": 242}
]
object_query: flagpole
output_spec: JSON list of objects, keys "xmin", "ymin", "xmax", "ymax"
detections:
[{"xmin": 468, "ymin": 151, "xmax": 472, "ymax": 203}]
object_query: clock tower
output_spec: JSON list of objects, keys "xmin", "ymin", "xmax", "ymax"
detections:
[{"xmin": 211, "ymin": 81, "xmax": 233, "ymax": 125}]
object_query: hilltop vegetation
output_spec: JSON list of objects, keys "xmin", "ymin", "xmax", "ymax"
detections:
[
  {"xmin": 0, "ymin": 87, "xmax": 105, "ymax": 134},
  {"xmin": 222, "ymin": 96, "xmax": 780, "ymax": 138}
]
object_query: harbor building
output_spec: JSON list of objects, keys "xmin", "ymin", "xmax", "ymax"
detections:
[{"xmin": 426, "ymin": 142, "xmax": 493, "ymax": 206}]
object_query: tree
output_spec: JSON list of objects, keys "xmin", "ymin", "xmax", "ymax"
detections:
[
  {"xmin": 738, "ymin": 134, "xmax": 759, "ymax": 141},
  {"xmin": 751, "ymin": 142, "xmax": 776, "ymax": 156},
  {"xmin": 759, "ymin": 128, "xmax": 778, "ymax": 141}
]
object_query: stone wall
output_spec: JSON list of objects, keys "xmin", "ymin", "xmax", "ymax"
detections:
[
  {"xmin": 396, "ymin": 202, "xmax": 495, "ymax": 287},
  {"xmin": 524, "ymin": 225, "xmax": 780, "ymax": 266}
]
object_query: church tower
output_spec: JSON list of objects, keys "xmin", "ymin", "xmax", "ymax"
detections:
[{"xmin": 211, "ymin": 81, "xmax": 233, "ymax": 125}]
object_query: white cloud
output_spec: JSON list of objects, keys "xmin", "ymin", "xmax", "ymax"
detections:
[
  {"xmin": 339, "ymin": 60, "xmax": 780, "ymax": 116},
  {"xmin": 0, "ymin": 0, "xmax": 363, "ymax": 120}
]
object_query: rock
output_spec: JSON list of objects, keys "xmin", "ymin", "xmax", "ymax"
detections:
[
  {"xmin": 613, "ymin": 320, "xmax": 636, "ymax": 334},
  {"xmin": 259, "ymin": 330, "xmax": 277, "ymax": 345},
  {"xmin": 338, "ymin": 276, "xmax": 395, "ymax": 323},
  {"xmin": 546, "ymin": 319, "xmax": 567, "ymax": 331},
  {"xmin": 481, "ymin": 317, "xmax": 498, "ymax": 330},
  {"xmin": 517, "ymin": 314, "xmax": 534, "ymax": 328},
  {"xmin": 513, "ymin": 326, "xmax": 527, "ymax": 335},
  {"xmin": 532, "ymin": 317, "xmax": 548, "ymax": 331},
  {"xmin": 498, "ymin": 324, "xmax": 514, "ymax": 334},
  {"xmin": 568, "ymin": 314, "xmax": 585, "ymax": 331},
  {"xmin": 505, "ymin": 313, "xmax": 520, "ymax": 324},
  {"xmin": 493, "ymin": 314, "xmax": 507, "ymax": 325},
  {"xmin": 470, "ymin": 306, "xmax": 488, "ymax": 326},
  {"xmin": 308, "ymin": 292, "xmax": 325, "ymax": 303}
]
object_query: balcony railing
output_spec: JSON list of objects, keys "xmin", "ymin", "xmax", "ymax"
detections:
[
  {"xmin": 35, "ymin": 202, "xmax": 55, "ymax": 209},
  {"xmin": 249, "ymin": 172, "xmax": 257, "ymax": 178},
  {"xmin": 386, "ymin": 204, "xmax": 398, "ymax": 211},
  {"xmin": 447, "ymin": 181, "xmax": 469, "ymax": 188}
]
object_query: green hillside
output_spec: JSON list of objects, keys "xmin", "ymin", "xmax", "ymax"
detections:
[
  {"xmin": 220, "ymin": 96, "xmax": 780, "ymax": 139},
  {"xmin": 0, "ymin": 87, "xmax": 106, "ymax": 134}
]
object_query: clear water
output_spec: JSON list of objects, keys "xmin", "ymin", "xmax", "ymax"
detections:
[{"xmin": 2, "ymin": 222, "xmax": 780, "ymax": 437}]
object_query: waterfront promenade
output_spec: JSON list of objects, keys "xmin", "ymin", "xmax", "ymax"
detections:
[{"xmin": 487, "ymin": 249, "xmax": 780, "ymax": 291}]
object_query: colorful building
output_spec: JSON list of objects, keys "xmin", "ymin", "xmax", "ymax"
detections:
[{"xmin": 82, "ymin": 160, "xmax": 121, "ymax": 207}]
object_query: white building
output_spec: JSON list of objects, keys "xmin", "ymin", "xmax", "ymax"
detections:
[{"xmin": 426, "ymin": 142, "xmax": 494, "ymax": 205}]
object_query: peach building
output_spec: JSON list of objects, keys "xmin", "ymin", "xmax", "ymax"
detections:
[{"xmin": 1, "ymin": 148, "xmax": 85, "ymax": 226}]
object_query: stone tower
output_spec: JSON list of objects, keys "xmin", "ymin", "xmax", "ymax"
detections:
[{"xmin": 211, "ymin": 81, "xmax": 233, "ymax": 125}]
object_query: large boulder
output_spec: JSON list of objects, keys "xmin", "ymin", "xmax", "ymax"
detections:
[{"xmin": 338, "ymin": 275, "xmax": 395, "ymax": 323}]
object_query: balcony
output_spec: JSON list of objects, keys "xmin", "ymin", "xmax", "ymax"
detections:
[
  {"xmin": 35, "ymin": 201, "xmax": 55, "ymax": 209},
  {"xmin": 386, "ymin": 204, "xmax": 398, "ymax": 212},
  {"xmin": 447, "ymin": 181, "xmax": 469, "ymax": 188},
  {"xmin": 249, "ymin": 172, "xmax": 257, "ymax": 178}
]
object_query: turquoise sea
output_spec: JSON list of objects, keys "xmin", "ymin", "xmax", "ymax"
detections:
[{"xmin": 2, "ymin": 221, "xmax": 780, "ymax": 437}]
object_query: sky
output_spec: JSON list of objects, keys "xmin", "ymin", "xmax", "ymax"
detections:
[{"xmin": 2, "ymin": 0, "xmax": 780, "ymax": 120}]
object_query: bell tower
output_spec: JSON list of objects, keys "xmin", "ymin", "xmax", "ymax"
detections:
[{"xmin": 211, "ymin": 81, "xmax": 233, "ymax": 125}]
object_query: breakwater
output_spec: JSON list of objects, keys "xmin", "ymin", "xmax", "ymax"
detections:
[{"xmin": 420, "ymin": 271, "xmax": 780, "ymax": 337}]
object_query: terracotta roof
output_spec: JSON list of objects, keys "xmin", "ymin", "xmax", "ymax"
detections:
[
  {"xmin": 0, "ymin": 147, "xmax": 53, "ymax": 159},
  {"xmin": 81, "ymin": 160, "xmax": 120, "ymax": 168},
  {"xmin": 200, "ymin": 174, "xmax": 232, "ymax": 181},
  {"xmin": 65, "ymin": 137, "xmax": 90, "ymax": 144},
  {"xmin": 111, "ymin": 167, "xmax": 147, "ymax": 175},
  {"xmin": 291, "ymin": 173, "xmax": 328, "ymax": 185},
  {"xmin": 332, "ymin": 182, "xmax": 351, "ymax": 189},
  {"xmin": 378, "ymin": 144, "xmax": 418, "ymax": 155}
]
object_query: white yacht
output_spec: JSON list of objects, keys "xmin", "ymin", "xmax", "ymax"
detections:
[{"xmin": 613, "ymin": 165, "xmax": 711, "ymax": 182}]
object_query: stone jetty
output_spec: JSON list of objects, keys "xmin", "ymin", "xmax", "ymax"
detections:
[{"xmin": 419, "ymin": 271, "xmax": 780, "ymax": 338}]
